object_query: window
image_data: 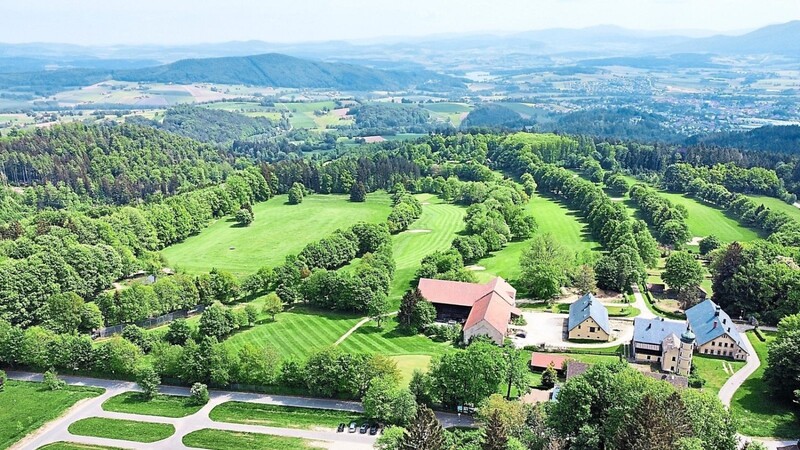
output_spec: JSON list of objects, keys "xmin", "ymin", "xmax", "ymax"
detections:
[
  {"xmin": 589, "ymin": 327, "xmax": 596, "ymax": 333},
  {"xmin": 672, "ymin": 356, "xmax": 676, "ymax": 361},
  {"xmin": 711, "ymin": 342, "xmax": 715, "ymax": 346}
]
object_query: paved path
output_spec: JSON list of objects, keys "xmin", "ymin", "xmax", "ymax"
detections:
[
  {"xmin": 8, "ymin": 371, "xmax": 474, "ymax": 450},
  {"xmin": 335, "ymin": 317, "xmax": 371, "ymax": 345},
  {"xmin": 718, "ymin": 332, "xmax": 759, "ymax": 407},
  {"xmin": 630, "ymin": 284, "xmax": 655, "ymax": 320}
]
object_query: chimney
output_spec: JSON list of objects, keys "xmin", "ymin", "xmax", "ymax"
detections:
[
  {"xmin": 714, "ymin": 306, "xmax": 720, "ymax": 318},
  {"xmin": 713, "ymin": 321, "xmax": 718, "ymax": 329},
  {"xmin": 723, "ymin": 318, "xmax": 727, "ymax": 324}
]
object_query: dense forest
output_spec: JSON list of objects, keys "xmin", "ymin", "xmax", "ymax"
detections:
[{"xmin": 461, "ymin": 104, "xmax": 527, "ymax": 129}]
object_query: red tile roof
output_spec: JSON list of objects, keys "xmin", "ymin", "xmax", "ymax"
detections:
[
  {"xmin": 418, "ymin": 277, "xmax": 518, "ymax": 339},
  {"xmin": 530, "ymin": 352, "xmax": 569, "ymax": 370}
]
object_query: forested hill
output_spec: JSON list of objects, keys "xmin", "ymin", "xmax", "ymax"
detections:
[
  {"xmin": 686, "ymin": 125, "xmax": 800, "ymax": 153},
  {"xmin": 0, "ymin": 53, "xmax": 464, "ymax": 95},
  {"xmin": 0, "ymin": 123, "xmax": 233, "ymax": 204},
  {"xmin": 118, "ymin": 53, "xmax": 463, "ymax": 90},
  {"xmin": 127, "ymin": 105, "xmax": 285, "ymax": 144}
]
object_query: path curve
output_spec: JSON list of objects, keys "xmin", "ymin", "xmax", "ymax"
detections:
[
  {"xmin": 718, "ymin": 331, "xmax": 759, "ymax": 407},
  {"xmin": 334, "ymin": 311, "xmax": 398, "ymax": 346},
  {"xmin": 630, "ymin": 284, "xmax": 655, "ymax": 320}
]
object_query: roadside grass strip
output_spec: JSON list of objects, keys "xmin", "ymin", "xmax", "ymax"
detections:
[
  {"xmin": 182, "ymin": 428, "xmax": 322, "ymax": 450},
  {"xmin": 209, "ymin": 402, "xmax": 366, "ymax": 430},
  {"xmin": 67, "ymin": 417, "xmax": 175, "ymax": 443},
  {"xmin": 102, "ymin": 392, "xmax": 204, "ymax": 418}
]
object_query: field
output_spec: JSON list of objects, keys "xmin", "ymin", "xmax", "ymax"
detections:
[
  {"xmin": 0, "ymin": 381, "xmax": 102, "ymax": 449},
  {"xmin": 209, "ymin": 402, "xmax": 365, "ymax": 430},
  {"xmin": 422, "ymin": 102, "xmax": 471, "ymax": 126},
  {"xmin": 476, "ymin": 193, "xmax": 601, "ymax": 286},
  {"xmin": 68, "ymin": 417, "xmax": 175, "ymax": 443},
  {"xmin": 102, "ymin": 392, "xmax": 203, "ymax": 418},
  {"xmin": 731, "ymin": 331, "xmax": 798, "ymax": 438},
  {"xmin": 182, "ymin": 429, "xmax": 318, "ymax": 450},
  {"xmin": 160, "ymin": 192, "xmax": 392, "ymax": 276},
  {"xmin": 223, "ymin": 305, "xmax": 362, "ymax": 359}
]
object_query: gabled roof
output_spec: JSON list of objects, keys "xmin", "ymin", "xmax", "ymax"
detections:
[
  {"xmin": 633, "ymin": 317, "xmax": 686, "ymax": 345},
  {"xmin": 418, "ymin": 277, "xmax": 518, "ymax": 339},
  {"xmin": 530, "ymin": 352, "xmax": 569, "ymax": 371},
  {"xmin": 568, "ymin": 293, "xmax": 610, "ymax": 334},
  {"xmin": 686, "ymin": 299, "xmax": 746, "ymax": 350}
]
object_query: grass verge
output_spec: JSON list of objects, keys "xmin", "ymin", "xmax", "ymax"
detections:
[
  {"xmin": 209, "ymin": 402, "xmax": 366, "ymax": 430},
  {"xmin": 102, "ymin": 392, "xmax": 203, "ymax": 418},
  {"xmin": 68, "ymin": 417, "xmax": 175, "ymax": 443},
  {"xmin": 37, "ymin": 443, "xmax": 123, "ymax": 450},
  {"xmin": 182, "ymin": 428, "xmax": 323, "ymax": 450}
]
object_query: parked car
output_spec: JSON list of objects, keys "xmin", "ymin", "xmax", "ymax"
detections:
[
  {"xmin": 337, "ymin": 423, "xmax": 345, "ymax": 432},
  {"xmin": 516, "ymin": 331, "xmax": 527, "ymax": 338},
  {"xmin": 359, "ymin": 423, "xmax": 369, "ymax": 434},
  {"xmin": 348, "ymin": 422, "xmax": 357, "ymax": 433},
  {"xmin": 369, "ymin": 424, "xmax": 378, "ymax": 435}
]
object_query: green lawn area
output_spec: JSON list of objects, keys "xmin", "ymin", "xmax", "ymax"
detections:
[
  {"xmin": 692, "ymin": 355, "xmax": 745, "ymax": 397},
  {"xmin": 160, "ymin": 192, "xmax": 392, "ymax": 276},
  {"xmin": 209, "ymin": 402, "xmax": 365, "ymax": 430},
  {"xmin": 658, "ymin": 191, "xmax": 762, "ymax": 242},
  {"xmin": 731, "ymin": 331, "xmax": 799, "ymax": 438},
  {"xmin": 68, "ymin": 418, "xmax": 175, "ymax": 443},
  {"xmin": 476, "ymin": 193, "xmax": 601, "ymax": 286},
  {"xmin": 102, "ymin": 392, "xmax": 203, "ymax": 418},
  {"xmin": 337, "ymin": 319, "xmax": 451, "ymax": 357},
  {"xmin": 390, "ymin": 354, "xmax": 432, "ymax": 386},
  {"xmin": 530, "ymin": 303, "xmax": 638, "ymax": 317},
  {"xmin": 37, "ymin": 443, "xmax": 123, "ymax": 450},
  {"xmin": 746, "ymin": 195, "xmax": 800, "ymax": 222},
  {"xmin": 182, "ymin": 429, "xmax": 318, "ymax": 450},
  {"xmin": 223, "ymin": 305, "xmax": 361, "ymax": 359},
  {"xmin": 387, "ymin": 194, "xmax": 466, "ymax": 302},
  {"xmin": 0, "ymin": 381, "xmax": 103, "ymax": 449}
]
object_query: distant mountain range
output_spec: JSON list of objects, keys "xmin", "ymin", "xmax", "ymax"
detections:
[{"xmin": 0, "ymin": 53, "xmax": 464, "ymax": 95}]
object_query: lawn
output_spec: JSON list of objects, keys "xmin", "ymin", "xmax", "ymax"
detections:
[
  {"xmin": 38, "ymin": 443, "xmax": 123, "ymax": 450},
  {"xmin": 182, "ymin": 429, "xmax": 319, "ymax": 450},
  {"xmin": 209, "ymin": 402, "xmax": 365, "ymax": 430},
  {"xmin": 337, "ymin": 319, "xmax": 451, "ymax": 357},
  {"xmin": 391, "ymin": 354, "xmax": 432, "ymax": 386},
  {"xmin": 747, "ymin": 195, "xmax": 800, "ymax": 222},
  {"xmin": 223, "ymin": 306, "xmax": 362, "ymax": 359},
  {"xmin": 387, "ymin": 194, "xmax": 466, "ymax": 301},
  {"xmin": 160, "ymin": 192, "xmax": 392, "ymax": 276},
  {"xmin": 0, "ymin": 381, "xmax": 103, "ymax": 449},
  {"xmin": 692, "ymin": 355, "xmax": 745, "ymax": 397},
  {"xmin": 68, "ymin": 417, "xmax": 175, "ymax": 443},
  {"xmin": 731, "ymin": 331, "xmax": 799, "ymax": 438},
  {"xmin": 655, "ymin": 191, "xmax": 762, "ymax": 242},
  {"xmin": 476, "ymin": 193, "xmax": 601, "ymax": 287},
  {"xmin": 102, "ymin": 392, "xmax": 203, "ymax": 418}
]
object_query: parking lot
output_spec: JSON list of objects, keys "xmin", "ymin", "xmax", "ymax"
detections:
[{"xmin": 509, "ymin": 311, "xmax": 635, "ymax": 349}]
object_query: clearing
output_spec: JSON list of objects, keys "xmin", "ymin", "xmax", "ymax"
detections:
[
  {"xmin": 160, "ymin": 192, "xmax": 392, "ymax": 276},
  {"xmin": 731, "ymin": 331, "xmax": 799, "ymax": 438}
]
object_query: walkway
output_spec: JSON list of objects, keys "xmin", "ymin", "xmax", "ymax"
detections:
[
  {"xmin": 8, "ymin": 371, "xmax": 474, "ymax": 450},
  {"xmin": 630, "ymin": 284, "xmax": 655, "ymax": 320},
  {"xmin": 718, "ymin": 332, "xmax": 759, "ymax": 407}
]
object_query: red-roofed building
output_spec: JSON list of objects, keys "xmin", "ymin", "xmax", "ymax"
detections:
[
  {"xmin": 417, "ymin": 277, "xmax": 520, "ymax": 345},
  {"xmin": 530, "ymin": 352, "xmax": 569, "ymax": 373}
]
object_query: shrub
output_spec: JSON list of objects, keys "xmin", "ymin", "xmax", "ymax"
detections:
[
  {"xmin": 137, "ymin": 366, "xmax": 161, "ymax": 400},
  {"xmin": 43, "ymin": 368, "xmax": 66, "ymax": 390},
  {"xmin": 189, "ymin": 382, "xmax": 209, "ymax": 405},
  {"xmin": 234, "ymin": 208, "xmax": 254, "ymax": 226},
  {"xmin": 0, "ymin": 369, "xmax": 6, "ymax": 392}
]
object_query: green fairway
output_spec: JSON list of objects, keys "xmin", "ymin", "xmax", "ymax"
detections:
[
  {"xmin": 476, "ymin": 193, "xmax": 601, "ymax": 285},
  {"xmin": 209, "ymin": 402, "xmax": 365, "ymax": 430},
  {"xmin": 160, "ymin": 192, "xmax": 392, "ymax": 276},
  {"xmin": 746, "ymin": 195, "xmax": 800, "ymax": 222},
  {"xmin": 223, "ymin": 305, "xmax": 361, "ymax": 359},
  {"xmin": 68, "ymin": 417, "xmax": 175, "ymax": 443},
  {"xmin": 657, "ymin": 191, "xmax": 762, "ymax": 242},
  {"xmin": 38, "ymin": 443, "xmax": 123, "ymax": 450},
  {"xmin": 337, "ymin": 319, "xmax": 451, "ymax": 357},
  {"xmin": 388, "ymin": 194, "xmax": 466, "ymax": 301},
  {"xmin": 731, "ymin": 331, "xmax": 798, "ymax": 438},
  {"xmin": 102, "ymin": 392, "xmax": 203, "ymax": 418},
  {"xmin": 183, "ymin": 429, "xmax": 318, "ymax": 450},
  {"xmin": 0, "ymin": 381, "xmax": 102, "ymax": 449}
]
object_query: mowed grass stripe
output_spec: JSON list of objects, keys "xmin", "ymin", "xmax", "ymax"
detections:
[
  {"xmin": 160, "ymin": 192, "xmax": 392, "ymax": 277},
  {"xmin": 337, "ymin": 320, "xmax": 450, "ymax": 356}
]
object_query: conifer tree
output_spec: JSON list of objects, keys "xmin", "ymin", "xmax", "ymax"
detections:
[
  {"xmin": 482, "ymin": 409, "xmax": 509, "ymax": 450},
  {"xmin": 401, "ymin": 405, "xmax": 445, "ymax": 450}
]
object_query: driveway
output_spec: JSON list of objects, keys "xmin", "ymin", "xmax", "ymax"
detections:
[
  {"xmin": 510, "ymin": 311, "xmax": 634, "ymax": 349},
  {"xmin": 8, "ymin": 371, "xmax": 474, "ymax": 450}
]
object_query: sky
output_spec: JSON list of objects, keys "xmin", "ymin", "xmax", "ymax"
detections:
[{"xmin": 1, "ymin": 0, "xmax": 799, "ymax": 45}]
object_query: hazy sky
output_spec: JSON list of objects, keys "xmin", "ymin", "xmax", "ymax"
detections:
[{"xmin": 2, "ymin": 0, "xmax": 799, "ymax": 45}]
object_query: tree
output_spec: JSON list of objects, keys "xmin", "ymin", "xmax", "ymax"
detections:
[
  {"xmin": 208, "ymin": 268, "xmax": 239, "ymax": 303},
  {"xmin": 234, "ymin": 208, "xmax": 253, "ymax": 226},
  {"xmin": 198, "ymin": 303, "xmax": 235, "ymax": 339},
  {"xmin": 520, "ymin": 234, "xmax": 574, "ymax": 299},
  {"xmin": 350, "ymin": 182, "xmax": 367, "ymax": 202},
  {"xmin": 409, "ymin": 369, "xmax": 434, "ymax": 406},
  {"xmin": 541, "ymin": 363, "xmax": 557, "ymax": 389},
  {"xmin": 136, "ymin": 365, "xmax": 160, "ymax": 400},
  {"xmin": 244, "ymin": 304, "xmax": 259, "ymax": 326},
  {"xmin": 189, "ymin": 382, "xmax": 209, "ymax": 405},
  {"xmin": 429, "ymin": 341, "xmax": 504, "ymax": 407},
  {"xmin": 482, "ymin": 409, "xmax": 509, "ymax": 450},
  {"xmin": 262, "ymin": 293, "xmax": 284, "ymax": 321},
  {"xmin": 615, "ymin": 392, "xmax": 692, "ymax": 450},
  {"xmin": 43, "ymin": 292, "xmax": 84, "ymax": 334},
  {"xmin": 363, "ymin": 377, "xmax": 418, "ymax": 426},
  {"xmin": 0, "ymin": 369, "xmax": 6, "ymax": 392},
  {"xmin": 573, "ymin": 265, "xmax": 596, "ymax": 295},
  {"xmin": 401, "ymin": 405, "xmax": 445, "ymax": 450},
  {"xmin": 288, "ymin": 182, "xmax": 304, "ymax": 205},
  {"xmin": 699, "ymin": 235, "xmax": 722, "ymax": 255},
  {"xmin": 376, "ymin": 426, "xmax": 405, "ymax": 450},
  {"xmin": 764, "ymin": 314, "xmax": 800, "ymax": 402},
  {"xmin": 122, "ymin": 325, "xmax": 152, "ymax": 353},
  {"xmin": 165, "ymin": 318, "xmax": 192, "ymax": 345},
  {"xmin": 477, "ymin": 394, "xmax": 527, "ymax": 438},
  {"xmin": 677, "ymin": 287, "xmax": 700, "ymax": 311},
  {"xmin": 502, "ymin": 344, "xmax": 529, "ymax": 399},
  {"xmin": 236, "ymin": 343, "xmax": 280, "ymax": 385},
  {"xmin": 79, "ymin": 302, "xmax": 104, "ymax": 333},
  {"xmin": 368, "ymin": 294, "xmax": 390, "ymax": 328},
  {"xmin": 663, "ymin": 252, "xmax": 703, "ymax": 291}
]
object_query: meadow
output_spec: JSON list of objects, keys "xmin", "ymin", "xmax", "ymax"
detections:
[
  {"xmin": 160, "ymin": 192, "xmax": 392, "ymax": 276},
  {"xmin": 0, "ymin": 381, "xmax": 102, "ymax": 449}
]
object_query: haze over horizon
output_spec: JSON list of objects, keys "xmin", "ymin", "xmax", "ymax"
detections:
[{"xmin": 1, "ymin": 0, "xmax": 799, "ymax": 46}]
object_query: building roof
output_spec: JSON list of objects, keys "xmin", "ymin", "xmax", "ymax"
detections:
[
  {"xmin": 566, "ymin": 361, "xmax": 688, "ymax": 389},
  {"xmin": 633, "ymin": 317, "xmax": 686, "ymax": 345},
  {"xmin": 686, "ymin": 299, "xmax": 746, "ymax": 350},
  {"xmin": 568, "ymin": 293, "xmax": 610, "ymax": 334},
  {"xmin": 530, "ymin": 352, "xmax": 569, "ymax": 371},
  {"xmin": 418, "ymin": 277, "xmax": 518, "ymax": 339}
]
